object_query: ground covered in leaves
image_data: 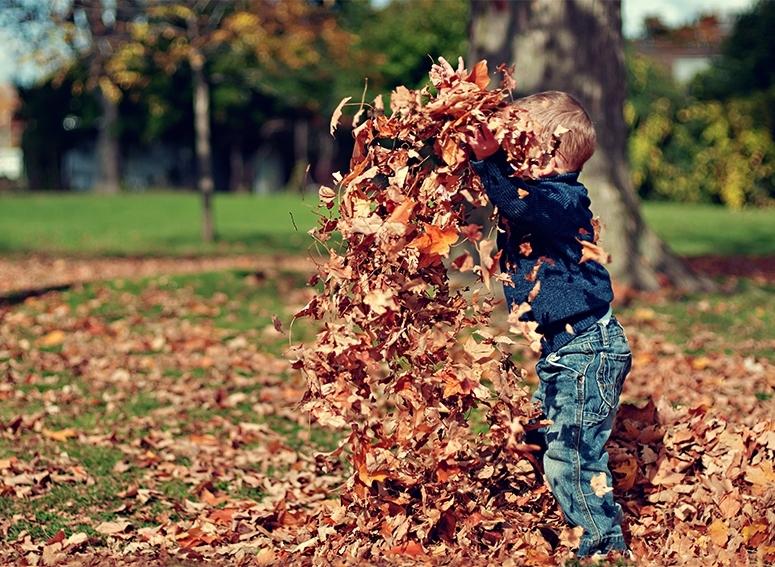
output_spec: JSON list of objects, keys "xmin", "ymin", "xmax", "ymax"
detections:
[{"xmin": 0, "ymin": 259, "xmax": 773, "ymax": 566}]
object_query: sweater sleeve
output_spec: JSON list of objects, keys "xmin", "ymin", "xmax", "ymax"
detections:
[
  {"xmin": 470, "ymin": 150, "xmax": 530, "ymax": 222},
  {"xmin": 471, "ymin": 152, "xmax": 587, "ymax": 237}
]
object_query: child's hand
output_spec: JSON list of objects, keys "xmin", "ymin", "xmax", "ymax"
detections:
[{"xmin": 468, "ymin": 123, "xmax": 500, "ymax": 161}]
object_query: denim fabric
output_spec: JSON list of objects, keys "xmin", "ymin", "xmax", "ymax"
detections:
[{"xmin": 532, "ymin": 314, "xmax": 632, "ymax": 557}]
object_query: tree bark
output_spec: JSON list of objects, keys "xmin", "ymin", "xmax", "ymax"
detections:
[
  {"xmin": 469, "ymin": 0, "xmax": 709, "ymax": 291},
  {"xmin": 191, "ymin": 50, "xmax": 215, "ymax": 243},
  {"xmin": 94, "ymin": 87, "xmax": 120, "ymax": 194}
]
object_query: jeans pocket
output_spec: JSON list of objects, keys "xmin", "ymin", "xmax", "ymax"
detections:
[
  {"xmin": 596, "ymin": 352, "xmax": 631, "ymax": 409},
  {"xmin": 583, "ymin": 351, "xmax": 631, "ymax": 425}
]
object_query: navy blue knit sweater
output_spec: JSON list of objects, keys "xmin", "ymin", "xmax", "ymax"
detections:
[{"xmin": 471, "ymin": 150, "xmax": 613, "ymax": 354}]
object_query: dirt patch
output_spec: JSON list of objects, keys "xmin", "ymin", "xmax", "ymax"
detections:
[{"xmin": 0, "ymin": 254, "xmax": 315, "ymax": 298}]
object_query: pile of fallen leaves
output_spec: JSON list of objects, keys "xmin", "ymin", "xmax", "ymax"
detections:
[{"xmin": 292, "ymin": 58, "xmax": 571, "ymax": 562}]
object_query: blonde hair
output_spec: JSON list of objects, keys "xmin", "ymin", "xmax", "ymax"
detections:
[{"xmin": 513, "ymin": 91, "xmax": 596, "ymax": 171}]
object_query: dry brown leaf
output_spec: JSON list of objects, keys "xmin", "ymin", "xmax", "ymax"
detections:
[{"xmin": 329, "ymin": 96, "xmax": 352, "ymax": 136}]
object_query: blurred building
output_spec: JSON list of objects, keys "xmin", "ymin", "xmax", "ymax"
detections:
[
  {"xmin": 0, "ymin": 82, "xmax": 23, "ymax": 184},
  {"xmin": 633, "ymin": 15, "xmax": 731, "ymax": 82}
]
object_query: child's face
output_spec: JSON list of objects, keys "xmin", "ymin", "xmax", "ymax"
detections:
[{"xmin": 533, "ymin": 156, "xmax": 572, "ymax": 178}]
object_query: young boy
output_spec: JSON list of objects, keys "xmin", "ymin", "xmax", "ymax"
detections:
[{"xmin": 468, "ymin": 91, "xmax": 633, "ymax": 559}]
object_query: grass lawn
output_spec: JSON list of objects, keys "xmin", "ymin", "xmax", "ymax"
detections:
[
  {"xmin": 0, "ymin": 192, "xmax": 773, "ymax": 257},
  {"xmin": 641, "ymin": 201, "xmax": 775, "ymax": 256},
  {"xmin": 0, "ymin": 192, "xmax": 322, "ymax": 256},
  {"xmin": 0, "ymin": 269, "xmax": 332, "ymax": 546}
]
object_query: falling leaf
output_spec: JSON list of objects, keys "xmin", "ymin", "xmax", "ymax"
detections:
[
  {"xmin": 527, "ymin": 280, "xmax": 541, "ymax": 302},
  {"xmin": 272, "ymin": 314, "xmax": 284, "ymax": 333},
  {"xmin": 467, "ymin": 59, "xmax": 490, "ymax": 90},
  {"xmin": 477, "ymin": 238, "xmax": 500, "ymax": 290},
  {"xmin": 386, "ymin": 198, "xmax": 416, "ymax": 225},
  {"xmin": 329, "ymin": 96, "xmax": 352, "ymax": 136},
  {"xmin": 577, "ymin": 238, "xmax": 611, "ymax": 264},
  {"xmin": 410, "ymin": 223, "xmax": 459, "ymax": 258},
  {"xmin": 318, "ymin": 185, "xmax": 336, "ymax": 208}
]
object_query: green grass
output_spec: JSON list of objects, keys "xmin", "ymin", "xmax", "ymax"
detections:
[
  {"xmin": 0, "ymin": 193, "xmax": 773, "ymax": 257},
  {"xmin": 0, "ymin": 192, "xmax": 322, "ymax": 256},
  {"xmin": 0, "ymin": 268, "xmax": 333, "ymax": 543},
  {"xmin": 641, "ymin": 202, "xmax": 775, "ymax": 256},
  {"xmin": 621, "ymin": 278, "xmax": 775, "ymax": 360}
]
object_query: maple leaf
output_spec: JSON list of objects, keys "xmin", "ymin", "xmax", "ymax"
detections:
[
  {"xmin": 410, "ymin": 223, "xmax": 459, "ymax": 257},
  {"xmin": 507, "ymin": 303, "xmax": 543, "ymax": 352}
]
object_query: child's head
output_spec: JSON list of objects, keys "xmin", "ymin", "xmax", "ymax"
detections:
[{"xmin": 513, "ymin": 91, "xmax": 596, "ymax": 174}]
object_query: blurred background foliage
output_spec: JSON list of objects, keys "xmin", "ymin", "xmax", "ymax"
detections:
[
  {"xmin": 4, "ymin": 0, "xmax": 775, "ymax": 208},
  {"xmin": 627, "ymin": 0, "xmax": 775, "ymax": 208}
]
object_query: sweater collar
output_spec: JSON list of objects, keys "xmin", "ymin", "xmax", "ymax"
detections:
[{"xmin": 536, "ymin": 171, "xmax": 580, "ymax": 184}]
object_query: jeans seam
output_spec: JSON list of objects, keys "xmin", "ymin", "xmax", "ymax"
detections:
[{"xmin": 575, "ymin": 365, "xmax": 602, "ymax": 546}]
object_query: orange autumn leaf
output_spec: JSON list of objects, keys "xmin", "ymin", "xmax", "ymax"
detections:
[
  {"xmin": 389, "ymin": 541, "xmax": 425, "ymax": 556},
  {"xmin": 208, "ymin": 508, "xmax": 237, "ymax": 526},
  {"xmin": 467, "ymin": 59, "xmax": 490, "ymax": 90},
  {"xmin": 708, "ymin": 519, "xmax": 728, "ymax": 547},
  {"xmin": 39, "ymin": 330, "xmax": 66, "ymax": 346},
  {"xmin": 612, "ymin": 455, "xmax": 639, "ymax": 491},
  {"xmin": 386, "ymin": 198, "xmax": 416, "ymax": 225},
  {"xmin": 42, "ymin": 428, "xmax": 78, "ymax": 442},
  {"xmin": 410, "ymin": 223, "xmax": 459, "ymax": 257},
  {"xmin": 577, "ymin": 238, "xmax": 611, "ymax": 264}
]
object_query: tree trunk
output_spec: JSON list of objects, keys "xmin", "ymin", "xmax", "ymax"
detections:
[
  {"xmin": 94, "ymin": 87, "xmax": 120, "ymax": 194},
  {"xmin": 289, "ymin": 117, "xmax": 309, "ymax": 193},
  {"xmin": 469, "ymin": 0, "xmax": 709, "ymax": 291},
  {"xmin": 229, "ymin": 138, "xmax": 247, "ymax": 193},
  {"xmin": 191, "ymin": 51, "xmax": 215, "ymax": 243}
]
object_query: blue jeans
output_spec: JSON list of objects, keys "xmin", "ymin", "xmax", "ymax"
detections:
[{"xmin": 532, "ymin": 314, "xmax": 632, "ymax": 557}]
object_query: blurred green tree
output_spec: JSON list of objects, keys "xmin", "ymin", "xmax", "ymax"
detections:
[
  {"xmin": 626, "ymin": 0, "xmax": 775, "ymax": 210},
  {"xmin": 360, "ymin": 0, "xmax": 469, "ymax": 91},
  {"xmin": 110, "ymin": 0, "xmax": 355, "ymax": 240},
  {"xmin": 3, "ymin": 0, "xmax": 142, "ymax": 193},
  {"xmin": 690, "ymin": 0, "xmax": 775, "ymax": 104}
]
